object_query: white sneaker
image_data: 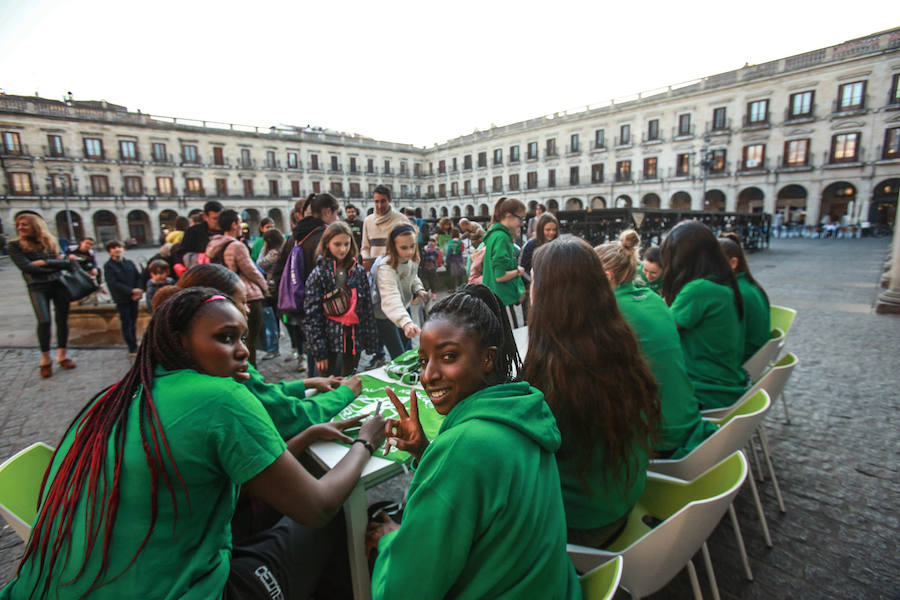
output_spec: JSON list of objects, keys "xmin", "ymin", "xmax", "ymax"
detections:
[{"xmin": 261, "ymin": 351, "xmax": 280, "ymax": 361}]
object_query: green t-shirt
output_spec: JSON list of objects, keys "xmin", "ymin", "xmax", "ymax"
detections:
[
  {"xmin": 614, "ymin": 282, "xmax": 717, "ymax": 458},
  {"xmin": 481, "ymin": 224, "xmax": 524, "ymax": 306},
  {"xmin": 250, "ymin": 236, "xmax": 266, "ymax": 262},
  {"xmin": 635, "ymin": 262, "xmax": 662, "ymax": 295},
  {"xmin": 736, "ymin": 272, "xmax": 771, "ymax": 362},
  {"xmin": 2, "ymin": 368, "xmax": 287, "ymax": 600},
  {"xmin": 446, "ymin": 239, "xmax": 462, "ymax": 257},
  {"xmin": 670, "ymin": 278, "xmax": 748, "ymax": 410}
]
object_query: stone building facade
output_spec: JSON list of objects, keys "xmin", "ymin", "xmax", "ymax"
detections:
[{"xmin": 2, "ymin": 27, "xmax": 899, "ymax": 243}]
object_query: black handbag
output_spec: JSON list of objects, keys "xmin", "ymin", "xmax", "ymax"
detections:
[{"xmin": 59, "ymin": 267, "xmax": 99, "ymax": 301}]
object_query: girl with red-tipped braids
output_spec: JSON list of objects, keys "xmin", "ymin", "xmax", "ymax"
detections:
[{"xmin": 1, "ymin": 287, "xmax": 385, "ymax": 600}]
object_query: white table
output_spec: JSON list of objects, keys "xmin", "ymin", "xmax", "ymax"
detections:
[{"xmin": 306, "ymin": 364, "xmax": 414, "ymax": 600}]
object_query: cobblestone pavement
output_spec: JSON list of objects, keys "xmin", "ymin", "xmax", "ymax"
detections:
[{"xmin": 1, "ymin": 238, "xmax": 898, "ymax": 598}]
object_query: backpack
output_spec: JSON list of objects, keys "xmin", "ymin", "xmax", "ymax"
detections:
[
  {"xmin": 277, "ymin": 227, "xmax": 323, "ymax": 313},
  {"xmin": 208, "ymin": 239, "xmax": 237, "ymax": 272}
]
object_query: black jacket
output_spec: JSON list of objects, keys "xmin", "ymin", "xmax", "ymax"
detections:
[
  {"xmin": 104, "ymin": 257, "xmax": 143, "ymax": 304},
  {"xmin": 180, "ymin": 222, "xmax": 220, "ymax": 255},
  {"xmin": 7, "ymin": 241, "xmax": 71, "ymax": 288}
]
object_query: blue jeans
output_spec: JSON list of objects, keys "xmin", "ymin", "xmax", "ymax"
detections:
[
  {"xmin": 116, "ymin": 300, "xmax": 139, "ymax": 352},
  {"xmin": 259, "ymin": 306, "xmax": 280, "ymax": 353},
  {"xmin": 375, "ymin": 318, "xmax": 410, "ymax": 360}
]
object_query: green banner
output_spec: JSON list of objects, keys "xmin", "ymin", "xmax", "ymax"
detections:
[{"xmin": 332, "ymin": 375, "xmax": 444, "ymax": 464}]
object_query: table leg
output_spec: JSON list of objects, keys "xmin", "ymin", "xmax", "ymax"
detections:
[{"xmin": 345, "ymin": 481, "xmax": 372, "ymax": 600}]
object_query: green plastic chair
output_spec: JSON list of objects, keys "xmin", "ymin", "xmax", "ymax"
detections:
[
  {"xmin": 579, "ymin": 556, "xmax": 623, "ymax": 600},
  {"xmin": 658, "ymin": 391, "xmax": 773, "ymax": 583},
  {"xmin": 0, "ymin": 442, "xmax": 54, "ymax": 542},
  {"xmin": 769, "ymin": 305, "xmax": 797, "ymax": 353},
  {"xmin": 743, "ymin": 328, "xmax": 785, "ymax": 383},
  {"xmin": 569, "ymin": 452, "xmax": 749, "ymax": 600}
]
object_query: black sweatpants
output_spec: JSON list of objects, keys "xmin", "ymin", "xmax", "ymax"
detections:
[{"xmin": 224, "ymin": 514, "xmax": 353, "ymax": 600}]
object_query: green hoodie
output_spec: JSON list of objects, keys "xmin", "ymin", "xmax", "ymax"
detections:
[
  {"xmin": 481, "ymin": 224, "xmax": 525, "ymax": 306},
  {"xmin": 736, "ymin": 272, "xmax": 771, "ymax": 362},
  {"xmin": 614, "ymin": 282, "xmax": 717, "ymax": 459},
  {"xmin": 243, "ymin": 364, "xmax": 354, "ymax": 438},
  {"xmin": 372, "ymin": 382, "xmax": 580, "ymax": 600}
]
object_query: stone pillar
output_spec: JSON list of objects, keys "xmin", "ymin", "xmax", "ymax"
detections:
[
  {"xmin": 855, "ymin": 178, "xmax": 874, "ymax": 226},
  {"xmin": 875, "ymin": 191, "xmax": 900, "ymax": 315}
]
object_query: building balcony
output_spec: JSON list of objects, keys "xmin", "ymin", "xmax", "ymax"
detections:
[
  {"xmin": 672, "ymin": 125, "xmax": 695, "ymax": 140},
  {"xmin": 783, "ymin": 106, "xmax": 816, "ymax": 124},
  {"xmin": 823, "ymin": 148, "xmax": 864, "ymax": 168},
  {"xmin": 1, "ymin": 143, "xmax": 29, "ymax": 157},
  {"xmin": 591, "ymin": 144, "xmax": 608, "ymax": 153},
  {"xmin": 831, "ymin": 98, "xmax": 869, "ymax": 117},
  {"xmin": 641, "ymin": 134, "xmax": 663, "ymax": 145},
  {"xmin": 238, "ymin": 158, "xmax": 258, "ymax": 169},
  {"xmin": 742, "ymin": 116, "xmax": 770, "ymax": 130}
]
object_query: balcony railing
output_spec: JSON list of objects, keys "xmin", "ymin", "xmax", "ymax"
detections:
[
  {"xmin": 672, "ymin": 125, "xmax": 695, "ymax": 139},
  {"xmin": 2, "ymin": 143, "xmax": 27, "ymax": 156},
  {"xmin": 614, "ymin": 137, "xmax": 632, "ymax": 148},
  {"xmin": 824, "ymin": 147, "xmax": 864, "ymax": 165},
  {"xmin": 742, "ymin": 115, "xmax": 770, "ymax": 129},
  {"xmin": 180, "ymin": 154, "xmax": 202, "ymax": 165},
  {"xmin": 784, "ymin": 105, "xmax": 816, "ymax": 122},
  {"xmin": 831, "ymin": 97, "xmax": 869, "ymax": 115},
  {"xmin": 706, "ymin": 118, "xmax": 732, "ymax": 134}
]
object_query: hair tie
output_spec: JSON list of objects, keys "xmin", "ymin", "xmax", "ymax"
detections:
[
  {"xmin": 203, "ymin": 294, "xmax": 227, "ymax": 304},
  {"xmin": 390, "ymin": 225, "xmax": 415, "ymax": 240}
]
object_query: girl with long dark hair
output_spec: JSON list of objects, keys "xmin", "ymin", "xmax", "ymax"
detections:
[
  {"xmin": 661, "ymin": 221, "xmax": 748, "ymax": 410},
  {"xmin": 525, "ymin": 238, "xmax": 661, "ymax": 547},
  {"xmin": 366, "ymin": 285, "xmax": 579, "ymax": 599},
  {"xmin": 2, "ymin": 287, "xmax": 385, "ymax": 599},
  {"xmin": 719, "ymin": 236, "xmax": 771, "ymax": 361},
  {"xmin": 596, "ymin": 230, "xmax": 716, "ymax": 459},
  {"xmin": 7, "ymin": 212, "xmax": 79, "ymax": 378}
]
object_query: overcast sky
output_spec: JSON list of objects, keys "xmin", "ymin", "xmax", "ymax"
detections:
[{"xmin": 0, "ymin": 0, "xmax": 893, "ymax": 147}]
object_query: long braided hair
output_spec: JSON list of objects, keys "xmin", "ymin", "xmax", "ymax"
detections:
[
  {"xmin": 20, "ymin": 287, "xmax": 234, "ymax": 597},
  {"xmin": 426, "ymin": 284, "xmax": 521, "ymax": 385}
]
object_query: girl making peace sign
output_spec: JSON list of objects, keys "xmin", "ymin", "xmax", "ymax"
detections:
[{"xmin": 365, "ymin": 285, "xmax": 579, "ymax": 600}]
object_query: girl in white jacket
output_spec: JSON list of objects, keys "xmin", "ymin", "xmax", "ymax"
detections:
[{"xmin": 371, "ymin": 224, "xmax": 428, "ymax": 359}]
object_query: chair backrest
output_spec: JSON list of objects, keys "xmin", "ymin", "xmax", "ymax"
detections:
[
  {"xmin": 770, "ymin": 305, "xmax": 797, "ymax": 347},
  {"xmin": 579, "ymin": 556, "xmax": 623, "ymax": 600},
  {"xmin": 650, "ymin": 391, "xmax": 769, "ymax": 480},
  {"xmin": 702, "ymin": 352, "xmax": 798, "ymax": 420},
  {"xmin": 743, "ymin": 328, "xmax": 785, "ymax": 383},
  {"xmin": 0, "ymin": 442, "xmax": 54, "ymax": 542},
  {"xmin": 569, "ymin": 452, "xmax": 749, "ymax": 598}
]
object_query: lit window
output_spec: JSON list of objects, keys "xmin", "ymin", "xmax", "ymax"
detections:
[
  {"xmin": 743, "ymin": 144, "xmax": 765, "ymax": 169},
  {"xmin": 124, "ymin": 176, "xmax": 143, "ymax": 195},
  {"xmin": 830, "ymin": 133, "xmax": 859, "ymax": 162},
  {"xmin": 883, "ymin": 128, "xmax": 900, "ymax": 159},
  {"xmin": 157, "ymin": 177, "xmax": 174, "ymax": 196},
  {"xmin": 784, "ymin": 140, "xmax": 809, "ymax": 167},
  {"xmin": 10, "ymin": 172, "xmax": 32, "ymax": 194}
]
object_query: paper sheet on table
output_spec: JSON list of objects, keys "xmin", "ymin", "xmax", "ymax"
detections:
[{"xmin": 332, "ymin": 375, "xmax": 444, "ymax": 464}]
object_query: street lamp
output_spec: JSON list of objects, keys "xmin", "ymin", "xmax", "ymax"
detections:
[
  {"xmin": 48, "ymin": 174, "xmax": 76, "ymax": 246},
  {"xmin": 697, "ymin": 135, "xmax": 715, "ymax": 210}
]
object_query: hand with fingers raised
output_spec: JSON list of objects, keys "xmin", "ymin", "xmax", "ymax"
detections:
[
  {"xmin": 306, "ymin": 414, "xmax": 369, "ymax": 444},
  {"xmin": 384, "ymin": 387, "xmax": 429, "ymax": 461}
]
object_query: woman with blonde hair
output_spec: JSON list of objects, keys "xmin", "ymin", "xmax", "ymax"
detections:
[
  {"xmin": 7, "ymin": 212, "xmax": 80, "ymax": 377},
  {"xmin": 596, "ymin": 230, "xmax": 716, "ymax": 458}
]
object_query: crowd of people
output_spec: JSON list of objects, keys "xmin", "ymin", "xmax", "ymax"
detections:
[{"xmin": 3, "ymin": 188, "xmax": 774, "ymax": 599}]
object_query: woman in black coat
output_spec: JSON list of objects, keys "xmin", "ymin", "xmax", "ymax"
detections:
[{"xmin": 7, "ymin": 213, "xmax": 79, "ymax": 377}]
